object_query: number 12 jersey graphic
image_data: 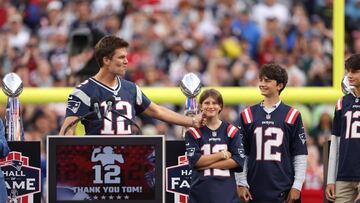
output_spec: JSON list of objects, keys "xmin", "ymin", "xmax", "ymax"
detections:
[{"xmin": 56, "ymin": 145, "xmax": 155, "ymax": 201}]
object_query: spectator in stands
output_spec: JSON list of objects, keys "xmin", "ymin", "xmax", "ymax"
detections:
[
  {"xmin": 38, "ymin": 0, "xmax": 68, "ymax": 53},
  {"xmin": 310, "ymin": 111, "xmax": 332, "ymax": 150},
  {"xmin": 7, "ymin": 13, "xmax": 30, "ymax": 51},
  {"xmin": 258, "ymin": 16, "xmax": 286, "ymax": 66},
  {"xmin": 252, "ymin": 0, "xmax": 289, "ymax": 34},
  {"xmin": 302, "ymin": 144, "xmax": 324, "ymax": 203},
  {"xmin": 231, "ymin": 6, "xmax": 261, "ymax": 59}
]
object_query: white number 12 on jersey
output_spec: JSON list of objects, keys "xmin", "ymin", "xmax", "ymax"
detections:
[
  {"xmin": 201, "ymin": 144, "xmax": 230, "ymax": 177},
  {"xmin": 100, "ymin": 101, "xmax": 133, "ymax": 135},
  {"xmin": 345, "ymin": 111, "xmax": 360, "ymax": 139},
  {"xmin": 254, "ymin": 127, "xmax": 284, "ymax": 161}
]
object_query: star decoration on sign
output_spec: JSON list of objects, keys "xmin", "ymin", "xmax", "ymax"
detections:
[
  {"xmin": 116, "ymin": 195, "xmax": 122, "ymax": 199},
  {"xmin": 124, "ymin": 195, "xmax": 129, "ymax": 200}
]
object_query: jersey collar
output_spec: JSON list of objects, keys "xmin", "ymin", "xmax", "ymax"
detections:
[
  {"xmin": 260, "ymin": 100, "xmax": 282, "ymax": 114},
  {"xmin": 90, "ymin": 76, "xmax": 122, "ymax": 95}
]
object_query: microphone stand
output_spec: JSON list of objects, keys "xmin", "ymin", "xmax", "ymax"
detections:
[
  {"xmin": 63, "ymin": 111, "xmax": 97, "ymax": 135},
  {"xmin": 105, "ymin": 109, "xmax": 142, "ymax": 135}
]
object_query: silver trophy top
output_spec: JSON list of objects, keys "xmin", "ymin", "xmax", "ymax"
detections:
[
  {"xmin": 2, "ymin": 73, "xmax": 24, "ymax": 97},
  {"xmin": 342, "ymin": 75, "xmax": 354, "ymax": 96},
  {"xmin": 180, "ymin": 73, "xmax": 202, "ymax": 98}
]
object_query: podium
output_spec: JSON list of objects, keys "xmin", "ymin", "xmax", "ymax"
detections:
[
  {"xmin": 0, "ymin": 141, "xmax": 41, "ymax": 203},
  {"xmin": 166, "ymin": 140, "xmax": 190, "ymax": 203},
  {"xmin": 47, "ymin": 135, "xmax": 164, "ymax": 203}
]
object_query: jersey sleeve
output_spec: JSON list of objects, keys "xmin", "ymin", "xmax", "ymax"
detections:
[
  {"xmin": 65, "ymin": 88, "xmax": 91, "ymax": 118},
  {"xmin": 238, "ymin": 112, "xmax": 250, "ymax": 156},
  {"xmin": 184, "ymin": 130, "xmax": 202, "ymax": 169},
  {"xmin": 290, "ymin": 113, "xmax": 308, "ymax": 156},
  {"xmin": 228, "ymin": 127, "xmax": 245, "ymax": 172},
  {"xmin": 134, "ymin": 85, "xmax": 151, "ymax": 115},
  {"xmin": 331, "ymin": 97, "xmax": 343, "ymax": 137}
]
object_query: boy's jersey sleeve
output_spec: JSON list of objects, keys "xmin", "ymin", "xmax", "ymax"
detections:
[
  {"xmin": 228, "ymin": 126, "xmax": 245, "ymax": 172},
  {"xmin": 134, "ymin": 85, "xmax": 151, "ymax": 115},
  {"xmin": 331, "ymin": 109, "xmax": 342, "ymax": 137},
  {"xmin": 238, "ymin": 113, "xmax": 250, "ymax": 155},
  {"xmin": 65, "ymin": 89, "xmax": 91, "ymax": 118},
  {"xmin": 290, "ymin": 113, "xmax": 308, "ymax": 156},
  {"xmin": 332, "ymin": 97, "xmax": 343, "ymax": 137},
  {"xmin": 184, "ymin": 130, "xmax": 202, "ymax": 169}
]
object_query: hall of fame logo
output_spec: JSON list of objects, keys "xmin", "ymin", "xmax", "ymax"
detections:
[
  {"xmin": 166, "ymin": 155, "xmax": 191, "ymax": 203},
  {"xmin": 0, "ymin": 151, "xmax": 41, "ymax": 202}
]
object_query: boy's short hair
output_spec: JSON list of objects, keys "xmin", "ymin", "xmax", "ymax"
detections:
[
  {"xmin": 95, "ymin": 36, "xmax": 129, "ymax": 67},
  {"xmin": 199, "ymin": 89, "xmax": 223, "ymax": 113},
  {"xmin": 259, "ymin": 64, "xmax": 288, "ymax": 94},
  {"xmin": 345, "ymin": 54, "xmax": 360, "ymax": 71}
]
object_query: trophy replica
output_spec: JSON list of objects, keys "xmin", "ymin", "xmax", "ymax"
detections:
[
  {"xmin": 342, "ymin": 75, "xmax": 355, "ymax": 95},
  {"xmin": 180, "ymin": 73, "xmax": 202, "ymax": 116},
  {"xmin": 2, "ymin": 73, "xmax": 24, "ymax": 141}
]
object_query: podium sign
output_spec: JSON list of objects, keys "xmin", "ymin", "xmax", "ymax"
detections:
[
  {"xmin": 47, "ymin": 136, "xmax": 164, "ymax": 203},
  {"xmin": 0, "ymin": 141, "xmax": 41, "ymax": 203},
  {"xmin": 166, "ymin": 140, "xmax": 191, "ymax": 203}
]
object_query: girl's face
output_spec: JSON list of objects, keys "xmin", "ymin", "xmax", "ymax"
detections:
[{"xmin": 201, "ymin": 96, "xmax": 222, "ymax": 118}]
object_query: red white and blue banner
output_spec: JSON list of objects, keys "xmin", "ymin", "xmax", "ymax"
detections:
[
  {"xmin": 166, "ymin": 141, "xmax": 191, "ymax": 203},
  {"xmin": 0, "ymin": 142, "xmax": 41, "ymax": 203}
]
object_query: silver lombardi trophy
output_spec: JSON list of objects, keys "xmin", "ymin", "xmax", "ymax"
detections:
[
  {"xmin": 342, "ymin": 75, "xmax": 355, "ymax": 95},
  {"xmin": 2, "ymin": 73, "xmax": 24, "ymax": 141},
  {"xmin": 180, "ymin": 73, "xmax": 202, "ymax": 116}
]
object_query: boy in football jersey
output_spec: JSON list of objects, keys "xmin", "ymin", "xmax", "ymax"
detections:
[
  {"xmin": 326, "ymin": 54, "xmax": 360, "ymax": 203},
  {"xmin": 0, "ymin": 119, "xmax": 10, "ymax": 203},
  {"xmin": 185, "ymin": 89, "xmax": 244, "ymax": 203},
  {"xmin": 60, "ymin": 36, "xmax": 205, "ymax": 135},
  {"xmin": 236, "ymin": 64, "xmax": 308, "ymax": 203}
]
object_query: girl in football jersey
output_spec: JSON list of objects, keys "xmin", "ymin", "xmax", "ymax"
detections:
[{"xmin": 185, "ymin": 89, "xmax": 244, "ymax": 203}]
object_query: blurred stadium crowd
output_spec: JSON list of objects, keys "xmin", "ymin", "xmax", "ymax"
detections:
[{"xmin": 0, "ymin": 0, "xmax": 357, "ymax": 201}]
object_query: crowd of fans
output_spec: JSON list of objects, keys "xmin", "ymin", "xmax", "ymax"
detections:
[{"xmin": 0, "ymin": 0, "xmax": 355, "ymax": 201}]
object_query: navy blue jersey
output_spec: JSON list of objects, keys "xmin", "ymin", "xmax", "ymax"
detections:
[
  {"xmin": 239, "ymin": 102, "xmax": 307, "ymax": 202},
  {"xmin": 185, "ymin": 122, "xmax": 244, "ymax": 203},
  {"xmin": 65, "ymin": 77, "xmax": 151, "ymax": 135},
  {"xmin": 332, "ymin": 94, "xmax": 360, "ymax": 181}
]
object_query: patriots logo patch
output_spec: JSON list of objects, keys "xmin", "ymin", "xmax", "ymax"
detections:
[
  {"xmin": 298, "ymin": 133, "xmax": 306, "ymax": 144},
  {"xmin": 186, "ymin": 148, "xmax": 195, "ymax": 157},
  {"xmin": 238, "ymin": 148, "xmax": 245, "ymax": 158},
  {"xmin": 67, "ymin": 100, "xmax": 81, "ymax": 113},
  {"xmin": 11, "ymin": 160, "xmax": 23, "ymax": 171}
]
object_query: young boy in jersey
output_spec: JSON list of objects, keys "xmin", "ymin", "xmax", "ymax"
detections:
[
  {"xmin": 60, "ymin": 36, "xmax": 205, "ymax": 135},
  {"xmin": 326, "ymin": 54, "xmax": 360, "ymax": 203},
  {"xmin": 236, "ymin": 64, "xmax": 308, "ymax": 203},
  {"xmin": 185, "ymin": 88, "xmax": 244, "ymax": 203}
]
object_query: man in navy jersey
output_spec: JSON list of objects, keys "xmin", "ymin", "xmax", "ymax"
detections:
[
  {"xmin": 236, "ymin": 64, "xmax": 307, "ymax": 203},
  {"xmin": 185, "ymin": 89, "xmax": 244, "ymax": 203},
  {"xmin": 60, "ymin": 36, "xmax": 204, "ymax": 135},
  {"xmin": 326, "ymin": 54, "xmax": 360, "ymax": 203}
]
